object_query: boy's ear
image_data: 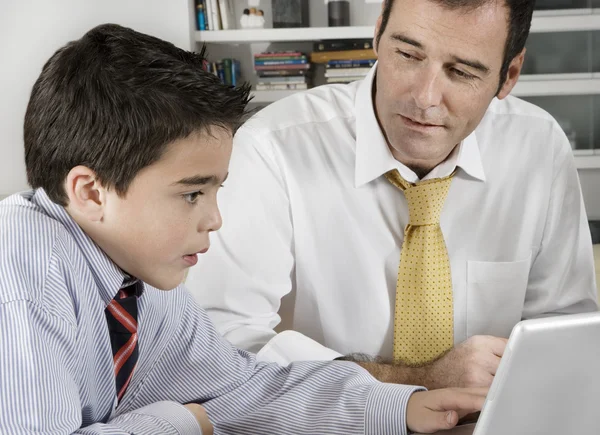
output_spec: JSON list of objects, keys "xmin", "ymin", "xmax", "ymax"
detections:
[{"xmin": 64, "ymin": 166, "xmax": 107, "ymax": 222}]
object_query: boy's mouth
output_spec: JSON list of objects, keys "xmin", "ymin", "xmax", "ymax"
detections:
[
  {"xmin": 183, "ymin": 254, "xmax": 198, "ymax": 266},
  {"xmin": 182, "ymin": 248, "xmax": 208, "ymax": 266}
]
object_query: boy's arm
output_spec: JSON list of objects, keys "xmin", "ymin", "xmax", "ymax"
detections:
[
  {"xmin": 0, "ymin": 300, "xmax": 202, "ymax": 435},
  {"xmin": 155, "ymin": 291, "xmax": 422, "ymax": 434}
]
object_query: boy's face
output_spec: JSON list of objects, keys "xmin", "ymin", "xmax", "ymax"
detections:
[{"xmin": 94, "ymin": 128, "xmax": 231, "ymax": 290}]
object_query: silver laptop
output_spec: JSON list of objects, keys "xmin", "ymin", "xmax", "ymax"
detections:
[{"xmin": 417, "ymin": 311, "xmax": 600, "ymax": 435}]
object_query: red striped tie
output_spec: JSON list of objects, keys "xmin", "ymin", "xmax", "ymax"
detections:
[{"xmin": 105, "ymin": 283, "xmax": 139, "ymax": 402}]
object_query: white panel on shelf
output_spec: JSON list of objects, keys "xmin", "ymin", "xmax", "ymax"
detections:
[
  {"xmin": 512, "ymin": 78, "xmax": 600, "ymax": 96},
  {"xmin": 196, "ymin": 11, "xmax": 600, "ymax": 43},
  {"xmin": 575, "ymin": 155, "xmax": 600, "ymax": 169}
]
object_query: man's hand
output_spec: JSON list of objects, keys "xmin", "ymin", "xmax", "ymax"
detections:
[
  {"xmin": 424, "ymin": 335, "xmax": 507, "ymax": 389},
  {"xmin": 406, "ymin": 388, "xmax": 487, "ymax": 434},
  {"xmin": 184, "ymin": 403, "xmax": 214, "ymax": 435},
  {"xmin": 353, "ymin": 335, "xmax": 507, "ymax": 389}
]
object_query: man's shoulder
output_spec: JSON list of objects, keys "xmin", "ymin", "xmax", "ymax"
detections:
[
  {"xmin": 478, "ymin": 96, "xmax": 575, "ymax": 177},
  {"xmin": 241, "ymin": 83, "xmax": 358, "ymax": 138},
  {"xmin": 484, "ymin": 95, "xmax": 557, "ymax": 128},
  {"xmin": 0, "ymin": 193, "xmax": 79, "ymax": 304}
]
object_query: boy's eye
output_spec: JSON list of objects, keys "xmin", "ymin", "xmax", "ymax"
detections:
[{"xmin": 183, "ymin": 191, "xmax": 203, "ymax": 204}]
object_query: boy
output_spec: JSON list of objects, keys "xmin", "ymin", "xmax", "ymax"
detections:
[{"xmin": 0, "ymin": 24, "xmax": 484, "ymax": 434}]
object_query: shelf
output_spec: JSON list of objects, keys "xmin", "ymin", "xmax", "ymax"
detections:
[
  {"xmin": 196, "ymin": 10, "xmax": 600, "ymax": 43},
  {"xmin": 512, "ymin": 77, "xmax": 600, "ymax": 97},
  {"xmin": 575, "ymin": 155, "xmax": 600, "ymax": 169},
  {"xmin": 197, "ymin": 26, "xmax": 374, "ymax": 44}
]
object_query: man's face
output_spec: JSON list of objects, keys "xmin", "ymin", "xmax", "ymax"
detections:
[
  {"xmin": 97, "ymin": 128, "xmax": 231, "ymax": 290},
  {"xmin": 374, "ymin": 0, "xmax": 515, "ymax": 174}
]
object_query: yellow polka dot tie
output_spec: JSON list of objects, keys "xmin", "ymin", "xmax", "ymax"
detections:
[{"xmin": 385, "ymin": 169, "xmax": 454, "ymax": 365}]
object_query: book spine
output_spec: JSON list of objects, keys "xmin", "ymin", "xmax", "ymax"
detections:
[
  {"xmin": 218, "ymin": 0, "xmax": 229, "ymax": 30},
  {"xmin": 254, "ymin": 52, "xmax": 303, "ymax": 58},
  {"xmin": 255, "ymin": 59, "xmax": 308, "ymax": 66},
  {"xmin": 210, "ymin": 0, "xmax": 221, "ymax": 30},
  {"xmin": 222, "ymin": 59, "xmax": 233, "ymax": 85},
  {"xmin": 205, "ymin": 0, "xmax": 214, "ymax": 30}
]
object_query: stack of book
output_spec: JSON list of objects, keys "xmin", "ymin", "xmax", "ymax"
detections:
[
  {"xmin": 196, "ymin": 0, "xmax": 235, "ymax": 31},
  {"xmin": 253, "ymin": 51, "xmax": 311, "ymax": 91},
  {"xmin": 311, "ymin": 39, "xmax": 377, "ymax": 84},
  {"xmin": 204, "ymin": 59, "xmax": 241, "ymax": 86}
]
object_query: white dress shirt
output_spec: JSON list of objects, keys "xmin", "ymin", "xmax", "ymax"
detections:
[{"xmin": 186, "ymin": 65, "xmax": 598, "ymax": 365}]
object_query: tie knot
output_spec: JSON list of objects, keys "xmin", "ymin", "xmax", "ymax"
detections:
[{"xmin": 385, "ymin": 170, "xmax": 453, "ymax": 226}]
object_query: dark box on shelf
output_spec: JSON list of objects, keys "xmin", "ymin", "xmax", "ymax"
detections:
[{"xmin": 271, "ymin": 0, "xmax": 309, "ymax": 28}]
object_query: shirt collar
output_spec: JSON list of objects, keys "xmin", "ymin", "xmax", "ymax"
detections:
[
  {"xmin": 354, "ymin": 63, "xmax": 486, "ymax": 187},
  {"xmin": 31, "ymin": 188, "xmax": 142, "ymax": 305}
]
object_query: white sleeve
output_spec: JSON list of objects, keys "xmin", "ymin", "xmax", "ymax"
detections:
[
  {"xmin": 524, "ymin": 124, "xmax": 598, "ymax": 318},
  {"xmin": 185, "ymin": 127, "xmax": 343, "ymax": 362}
]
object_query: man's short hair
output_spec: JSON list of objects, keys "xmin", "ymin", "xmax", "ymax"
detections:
[
  {"xmin": 375, "ymin": 0, "xmax": 535, "ymax": 94},
  {"xmin": 25, "ymin": 23, "xmax": 251, "ymax": 206}
]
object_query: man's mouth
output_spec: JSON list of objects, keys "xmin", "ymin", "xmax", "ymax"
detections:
[{"xmin": 401, "ymin": 115, "xmax": 444, "ymax": 128}]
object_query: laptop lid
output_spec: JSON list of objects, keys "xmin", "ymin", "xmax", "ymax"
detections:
[{"xmin": 473, "ymin": 311, "xmax": 600, "ymax": 435}]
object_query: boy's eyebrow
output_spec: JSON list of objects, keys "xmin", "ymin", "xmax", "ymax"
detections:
[
  {"xmin": 173, "ymin": 173, "xmax": 229, "ymax": 186},
  {"xmin": 390, "ymin": 32, "xmax": 490, "ymax": 75}
]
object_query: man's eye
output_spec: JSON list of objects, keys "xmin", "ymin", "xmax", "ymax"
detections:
[
  {"xmin": 451, "ymin": 68, "xmax": 475, "ymax": 80},
  {"xmin": 183, "ymin": 191, "xmax": 203, "ymax": 204},
  {"xmin": 396, "ymin": 50, "xmax": 415, "ymax": 60}
]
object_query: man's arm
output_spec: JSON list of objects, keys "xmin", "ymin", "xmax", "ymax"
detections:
[
  {"xmin": 337, "ymin": 335, "xmax": 507, "ymax": 390},
  {"xmin": 0, "ymin": 300, "xmax": 203, "ymax": 435},
  {"xmin": 523, "ymin": 124, "xmax": 598, "ymax": 318},
  {"xmin": 185, "ymin": 126, "xmax": 343, "ymax": 362}
]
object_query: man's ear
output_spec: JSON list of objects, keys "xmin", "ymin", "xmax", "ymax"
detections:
[
  {"xmin": 64, "ymin": 166, "xmax": 107, "ymax": 222},
  {"xmin": 496, "ymin": 48, "xmax": 526, "ymax": 100}
]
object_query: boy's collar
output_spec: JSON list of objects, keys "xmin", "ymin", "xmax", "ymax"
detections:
[{"xmin": 31, "ymin": 188, "xmax": 144, "ymax": 305}]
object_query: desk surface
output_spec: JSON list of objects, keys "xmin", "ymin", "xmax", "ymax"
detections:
[{"xmin": 415, "ymin": 423, "xmax": 476, "ymax": 435}]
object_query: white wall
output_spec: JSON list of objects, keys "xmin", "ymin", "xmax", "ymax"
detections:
[{"xmin": 0, "ymin": 0, "xmax": 192, "ymax": 197}]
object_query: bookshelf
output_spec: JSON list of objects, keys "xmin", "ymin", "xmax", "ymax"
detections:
[
  {"xmin": 192, "ymin": 4, "xmax": 600, "ymax": 168},
  {"xmin": 195, "ymin": 10, "xmax": 600, "ymax": 43}
]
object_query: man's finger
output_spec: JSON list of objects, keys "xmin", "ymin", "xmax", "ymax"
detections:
[{"xmin": 488, "ymin": 336, "xmax": 508, "ymax": 357}]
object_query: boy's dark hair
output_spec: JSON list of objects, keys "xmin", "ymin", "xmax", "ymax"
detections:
[
  {"xmin": 375, "ymin": 0, "xmax": 535, "ymax": 95},
  {"xmin": 25, "ymin": 23, "xmax": 251, "ymax": 206}
]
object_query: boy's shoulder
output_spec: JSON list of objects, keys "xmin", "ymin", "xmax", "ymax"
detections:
[{"xmin": 0, "ymin": 192, "xmax": 81, "ymax": 305}]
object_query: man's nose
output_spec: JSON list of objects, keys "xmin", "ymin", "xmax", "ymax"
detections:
[{"xmin": 411, "ymin": 67, "xmax": 443, "ymax": 110}]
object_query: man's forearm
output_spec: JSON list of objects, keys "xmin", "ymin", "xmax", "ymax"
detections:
[{"xmin": 336, "ymin": 354, "xmax": 432, "ymax": 388}]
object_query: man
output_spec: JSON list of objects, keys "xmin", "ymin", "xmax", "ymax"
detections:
[{"xmin": 186, "ymin": 0, "xmax": 598, "ymax": 390}]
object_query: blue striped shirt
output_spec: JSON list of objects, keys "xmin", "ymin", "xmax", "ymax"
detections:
[{"xmin": 0, "ymin": 189, "xmax": 422, "ymax": 434}]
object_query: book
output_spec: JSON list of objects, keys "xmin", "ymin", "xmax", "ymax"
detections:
[
  {"xmin": 325, "ymin": 76, "xmax": 365, "ymax": 83},
  {"xmin": 255, "ymin": 59, "xmax": 308, "ymax": 66},
  {"xmin": 254, "ymin": 64, "xmax": 311, "ymax": 71},
  {"xmin": 257, "ymin": 76, "xmax": 307, "ymax": 83},
  {"xmin": 256, "ymin": 69, "xmax": 309, "ymax": 77},
  {"xmin": 325, "ymin": 67, "xmax": 372, "ymax": 77},
  {"xmin": 311, "ymin": 49, "xmax": 377, "ymax": 64},
  {"xmin": 313, "ymin": 39, "xmax": 373, "ymax": 52},
  {"xmin": 326, "ymin": 59, "xmax": 376, "ymax": 68},
  {"xmin": 218, "ymin": 0, "xmax": 229, "ymax": 30},
  {"xmin": 205, "ymin": 0, "xmax": 214, "ymax": 30},
  {"xmin": 209, "ymin": 0, "xmax": 221, "ymax": 30},
  {"xmin": 255, "ymin": 57, "xmax": 307, "ymax": 63},
  {"xmin": 254, "ymin": 51, "xmax": 304, "ymax": 58}
]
